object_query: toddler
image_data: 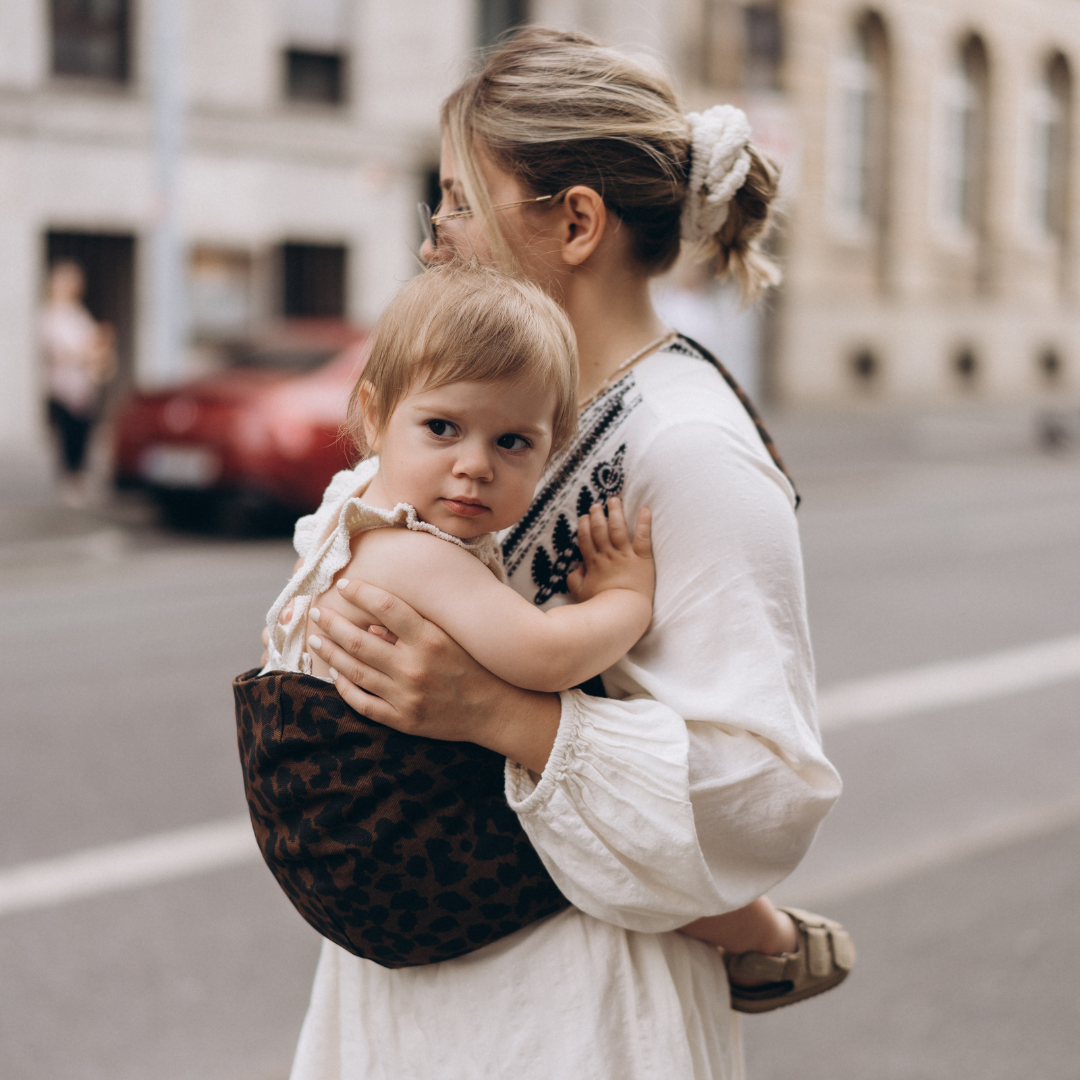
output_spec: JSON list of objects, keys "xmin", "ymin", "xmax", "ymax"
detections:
[{"xmin": 263, "ymin": 263, "xmax": 852, "ymax": 1010}]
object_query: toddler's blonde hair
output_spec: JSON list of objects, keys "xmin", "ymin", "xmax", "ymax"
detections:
[{"xmin": 347, "ymin": 263, "xmax": 578, "ymax": 457}]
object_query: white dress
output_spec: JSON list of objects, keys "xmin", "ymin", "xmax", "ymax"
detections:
[{"xmin": 287, "ymin": 340, "xmax": 842, "ymax": 1080}]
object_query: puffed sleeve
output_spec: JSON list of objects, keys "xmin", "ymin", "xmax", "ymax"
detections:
[{"xmin": 505, "ymin": 417, "xmax": 841, "ymax": 931}]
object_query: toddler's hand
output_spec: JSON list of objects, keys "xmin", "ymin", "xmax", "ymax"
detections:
[{"xmin": 567, "ymin": 497, "xmax": 654, "ymax": 604}]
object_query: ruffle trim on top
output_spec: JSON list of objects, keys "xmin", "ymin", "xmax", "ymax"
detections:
[{"xmin": 265, "ymin": 461, "xmax": 503, "ymax": 678}]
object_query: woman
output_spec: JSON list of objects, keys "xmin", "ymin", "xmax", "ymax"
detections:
[
  {"xmin": 41, "ymin": 260, "xmax": 114, "ymax": 508},
  {"xmin": 288, "ymin": 28, "xmax": 841, "ymax": 1079}
]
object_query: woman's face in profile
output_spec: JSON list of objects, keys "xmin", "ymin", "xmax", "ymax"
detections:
[{"xmin": 424, "ymin": 139, "xmax": 568, "ymax": 293}]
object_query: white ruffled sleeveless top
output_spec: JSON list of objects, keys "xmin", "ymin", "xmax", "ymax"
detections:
[{"xmin": 263, "ymin": 457, "xmax": 504, "ymax": 680}]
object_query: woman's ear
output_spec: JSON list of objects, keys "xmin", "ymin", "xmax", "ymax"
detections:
[
  {"xmin": 555, "ymin": 186, "xmax": 608, "ymax": 267},
  {"xmin": 357, "ymin": 382, "xmax": 383, "ymax": 453}
]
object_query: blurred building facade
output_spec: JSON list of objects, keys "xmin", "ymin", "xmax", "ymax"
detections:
[
  {"xmin": 2, "ymin": 0, "xmax": 1079, "ymax": 448},
  {"xmin": 767, "ymin": 0, "xmax": 1080, "ymax": 402},
  {"xmin": 0, "ymin": 0, "xmax": 487, "ymax": 446}
]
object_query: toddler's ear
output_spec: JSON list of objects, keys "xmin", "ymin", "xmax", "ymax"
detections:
[{"xmin": 356, "ymin": 381, "xmax": 382, "ymax": 453}]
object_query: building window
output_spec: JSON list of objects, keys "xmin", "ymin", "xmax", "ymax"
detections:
[
  {"xmin": 51, "ymin": 0, "xmax": 130, "ymax": 82},
  {"xmin": 831, "ymin": 13, "xmax": 890, "ymax": 231},
  {"xmin": 850, "ymin": 347, "xmax": 880, "ymax": 386},
  {"xmin": 478, "ymin": 0, "xmax": 529, "ymax": 50},
  {"xmin": 697, "ymin": 1, "xmax": 740, "ymax": 89},
  {"xmin": 46, "ymin": 230, "xmax": 136, "ymax": 384},
  {"xmin": 1039, "ymin": 347, "xmax": 1064, "ymax": 384},
  {"xmin": 281, "ymin": 243, "xmax": 347, "ymax": 318},
  {"xmin": 1031, "ymin": 55, "xmax": 1071, "ymax": 240},
  {"xmin": 953, "ymin": 346, "xmax": 979, "ymax": 387},
  {"xmin": 742, "ymin": 3, "xmax": 783, "ymax": 91},
  {"xmin": 696, "ymin": 1, "xmax": 781, "ymax": 92},
  {"xmin": 285, "ymin": 49, "xmax": 346, "ymax": 105},
  {"xmin": 189, "ymin": 248, "xmax": 253, "ymax": 339},
  {"xmin": 942, "ymin": 37, "xmax": 989, "ymax": 234}
]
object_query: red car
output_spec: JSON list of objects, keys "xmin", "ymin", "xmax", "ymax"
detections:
[{"xmin": 114, "ymin": 321, "xmax": 367, "ymax": 532}]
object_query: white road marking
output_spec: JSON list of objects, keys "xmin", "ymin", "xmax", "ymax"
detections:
[
  {"xmin": 783, "ymin": 790, "xmax": 1080, "ymax": 909},
  {"xmin": 0, "ymin": 816, "xmax": 259, "ymax": 918},
  {"xmin": 818, "ymin": 633, "xmax": 1080, "ymax": 731},
  {"xmin": 2, "ymin": 635, "xmax": 1078, "ymax": 920}
]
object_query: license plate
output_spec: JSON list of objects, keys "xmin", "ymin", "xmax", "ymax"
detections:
[{"xmin": 140, "ymin": 445, "xmax": 221, "ymax": 488}]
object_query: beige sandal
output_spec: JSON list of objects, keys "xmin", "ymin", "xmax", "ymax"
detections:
[{"xmin": 724, "ymin": 907, "xmax": 856, "ymax": 1014}]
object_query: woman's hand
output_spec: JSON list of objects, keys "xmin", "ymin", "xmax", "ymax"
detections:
[{"xmin": 305, "ymin": 578, "xmax": 561, "ymax": 773}]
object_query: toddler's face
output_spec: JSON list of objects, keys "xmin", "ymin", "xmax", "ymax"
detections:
[{"xmin": 367, "ymin": 378, "xmax": 556, "ymax": 539}]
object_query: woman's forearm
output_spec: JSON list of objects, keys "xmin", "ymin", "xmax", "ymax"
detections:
[
  {"xmin": 301, "ymin": 584, "xmax": 562, "ymax": 772},
  {"xmin": 468, "ymin": 680, "xmax": 562, "ymax": 774}
]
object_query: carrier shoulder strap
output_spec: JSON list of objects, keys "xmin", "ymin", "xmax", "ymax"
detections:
[{"xmin": 675, "ymin": 332, "xmax": 800, "ymax": 509}]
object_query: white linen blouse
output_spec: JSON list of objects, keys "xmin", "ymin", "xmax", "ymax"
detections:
[{"xmin": 287, "ymin": 339, "xmax": 842, "ymax": 1080}]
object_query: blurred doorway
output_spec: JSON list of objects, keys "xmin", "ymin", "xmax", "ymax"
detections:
[
  {"xmin": 280, "ymin": 242, "xmax": 347, "ymax": 318},
  {"xmin": 45, "ymin": 230, "xmax": 136, "ymax": 388}
]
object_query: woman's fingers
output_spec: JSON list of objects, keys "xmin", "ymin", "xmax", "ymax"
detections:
[
  {"xmin": 306, "ymin": 622, "xmax": 397, "ymax": 701},
  {"xmin": 308, "ymin": 605, "xmax": 399, "ymax": 682},
  {"xmin": 334, "ymin": 578, "xmax": 425, "ymax": 647},
  {"xmin": 330, "ymin": 670, "xmax": 399, "ymax": 726},
  {"xmin": 633, "ymin": 506, "xmax": 653, "ymax": 558}
]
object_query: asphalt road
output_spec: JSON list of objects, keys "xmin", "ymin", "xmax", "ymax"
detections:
[{"xmin": 2, "ymin": 414, "xmax": 1078, "ymax": 1080}]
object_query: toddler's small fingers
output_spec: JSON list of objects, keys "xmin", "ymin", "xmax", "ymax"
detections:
[
  {"xmin": 633, "ymin": 506, "xmax": 654, "ymax": 557},
  {"xmin": 605, "ymin": 497, "xmax": 630, "ymax": 548},
  {"xmin": 589, "ymin": 502, "xmax": 613, "ymax": 551},
  {"xmin": 576, "ymin": 513, "xmax": 597, "ymax": 560},
  {"xmin": 567, "ymin": 566, "xmax": 585, "ymax": 596}
]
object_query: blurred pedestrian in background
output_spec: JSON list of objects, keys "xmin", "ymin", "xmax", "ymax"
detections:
[{"xmin": 41, "ymin": 259, "xmax": 116, "ymax": 507}]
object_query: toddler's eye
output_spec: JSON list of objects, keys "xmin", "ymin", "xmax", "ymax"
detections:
[
  {"xmin": 496, "ymin": 433, "xmax": 530, "ymax": 451},
  {"xmin": 426, "ymin": 419, "xmax": 457, "ymax": 438}
]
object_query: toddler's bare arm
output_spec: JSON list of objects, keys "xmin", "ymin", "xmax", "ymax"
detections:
[{"xmin": 307, "ymin": 498, "xmax": 654, "ymax": 692}]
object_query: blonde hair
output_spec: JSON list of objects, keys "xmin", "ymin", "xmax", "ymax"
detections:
[
  {"xmin": 346, "ymin": 262, "xmax": 578, "ymax": 457},
  {"xmin": 442, "ymin": 27, "xmax": 781, "ymax": 302}
]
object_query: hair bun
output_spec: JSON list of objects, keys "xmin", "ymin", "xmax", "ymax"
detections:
[{"xmin": 680, "ymin": 105, "xmax": 754, "ymax": 245}]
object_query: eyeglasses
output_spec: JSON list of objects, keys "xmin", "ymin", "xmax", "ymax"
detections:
[{"xmin": 417, "ymin": 192, "xmax": 561, "ymax": 249}]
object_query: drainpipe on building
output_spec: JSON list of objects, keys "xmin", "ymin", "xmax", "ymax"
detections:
[{"xmin": 149, "ymin": 0, "xmax": 186, "ymax": 385}]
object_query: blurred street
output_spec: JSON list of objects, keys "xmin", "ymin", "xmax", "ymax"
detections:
[{"xmin": 2, "ymin": 406, "xmax": 1079, "ymax": 1080}]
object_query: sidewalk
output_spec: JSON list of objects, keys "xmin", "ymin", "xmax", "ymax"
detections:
[
  {"xmin": 762, "ymin": 398, "xmax": 1080, "ymax": 480},
  {"xmin": 0, "ymin": 442, "xmax": 156, "ymax": 571}
]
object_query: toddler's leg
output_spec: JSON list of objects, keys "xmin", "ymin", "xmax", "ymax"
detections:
[
  {"xmin": 680, "ymin": 896, "xmax": 798, "ymax": 957},
  {"xmin": 682, "ymin": 900, "xmax": 857, "ymax": 1014}
]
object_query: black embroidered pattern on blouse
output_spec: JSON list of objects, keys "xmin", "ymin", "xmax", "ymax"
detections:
[
  {"xmin": 530, "ymin": 443, "xmax": 628, "ymax": 605},
  {"xmin": 501, "ymin": 384, "xmax": 638, "ymax": 577}
]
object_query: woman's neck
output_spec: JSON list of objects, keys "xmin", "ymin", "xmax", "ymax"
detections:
[{"xmin": 561, "ymin": 263, "xmax": 669, "ymax": 406}]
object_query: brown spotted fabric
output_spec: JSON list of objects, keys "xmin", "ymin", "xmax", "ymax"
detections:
[{"xmin": 234, "ymin": 668, "xmax": 570, "ymax": 968}]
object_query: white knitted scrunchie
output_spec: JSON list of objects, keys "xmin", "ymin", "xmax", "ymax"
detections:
[{"xmin": 680, "ymin": 104, "xmax": 754, "ymax": 245}]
